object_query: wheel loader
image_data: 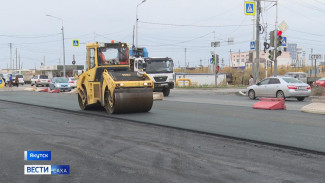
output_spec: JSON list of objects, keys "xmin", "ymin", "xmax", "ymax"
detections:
[{"xmin": 76, "ymin": 42, "xmax": 154, "ymax": 114}]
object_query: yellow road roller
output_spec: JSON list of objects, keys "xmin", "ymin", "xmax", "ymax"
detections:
[{"xmin": 76, "ymin": 42, "xmax": 154, "ymax": 114}]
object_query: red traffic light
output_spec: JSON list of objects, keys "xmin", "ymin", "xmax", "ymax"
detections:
[{"xmin": 277, "ymin": 30, "xmax": 282, "ymax": 36}]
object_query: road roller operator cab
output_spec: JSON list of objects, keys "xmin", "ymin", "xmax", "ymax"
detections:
[{"xmin": 77, "ymin": 42, "xmax": 154, "ymax": 114}]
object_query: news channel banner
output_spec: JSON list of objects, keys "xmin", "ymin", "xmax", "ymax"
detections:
[{"xmin": 24, "ymin": 151, "xmax": 70, "ymax": 175}]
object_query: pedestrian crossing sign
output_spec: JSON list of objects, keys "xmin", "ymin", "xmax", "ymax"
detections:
[
  {"xmin": 250, "ymin": 41, "xmax": 255, "ymax": 50},
  {"xmin": 245, "ymin": 1, "xmax": 255, "ymax": 15},
  {"xmin": 281, "ymin": 36, "xmax": 287, "ymax": 47},
  {"xmin": 72, "ymin": 40, "xmax": 79, "ymax": 47}
]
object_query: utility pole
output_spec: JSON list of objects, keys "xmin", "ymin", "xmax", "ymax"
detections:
[
  {"xmin": 62, "ymin": 25, "xmax": 66, "ymax": 77},
  {"xmin": 310, "ymin": 48, "xmax": 313, "ymax": 77},
  {"xmin": 265, "ymin": 22, "xmax": 268, "ymax": 78},
  {"xmin": 46, "ymin": 14, "xmax": 66, "ymax": 77},
  {"xmin": 273, "ymin": 0, "xmax": 279, "ymax": 76},
  {"xmin": 315, "ymin": 58, "xmax": 317, "ymax": 79},
  {"xmin": 136, "ymin": 0, "xmax": 146, "ymax": 48},
  {"xmin": 255, "ymin": 0, "xmax": 261, "ymax": 81},
  {"xmin": 214, "ymin": 31, "xmax": 218, "ymax": 87},
  {"xmin": 16, "ymin": 48, "xmax": 18, "ymax": 70},
  {"xmin": 252, "ymin": 17, "xmax": 256, "ymax": 80},
  {"xmin": 184, "ymin": 48, "xmax": 187, "ymax": 73},
  {"xmin": 132, "ymin": 25, "xmax": 135, "ymax": 48},
  {"xmin": 9, "ymin": 43, "xmax": 12, "ymax": 72},
  {"xmin": 229, "ymin": 49, "xmax": 232, "ymax": 67},
  {"xmin": 19, "ymin": 54, "xmax": 21, "ymax": 70},
  {"xmin": 43, "ymin": 56, "xmax": 46, "ymax": 66}
]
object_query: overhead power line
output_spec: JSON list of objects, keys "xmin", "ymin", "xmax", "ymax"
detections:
[
  {"xmin": 139, "ymin": 21, "xmax": 252, "ymax": 28},
  {"xmin": 148, "ymin": 32, "xmax": 213, "ymax": 47},
  {"xmin": 0, "ymin": 33, "xmax": 60, "ymax": 38}
]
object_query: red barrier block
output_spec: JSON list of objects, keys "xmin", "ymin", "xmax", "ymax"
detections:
[
  {"xmin": 48, "ymin": 89, "xmax": 60, "ymax": 93},
  {"xmin": 253, "ymin": 98, "xmax": 286, "ymax": 110},
  {"xmin": 38, "ymin": 88, "xmax": 48, "ymax": 92}
]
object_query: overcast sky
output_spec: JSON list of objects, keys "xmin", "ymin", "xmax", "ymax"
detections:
[{"xmin": 0, "ymin": 0, "xmax": 325, "ymax": 70}]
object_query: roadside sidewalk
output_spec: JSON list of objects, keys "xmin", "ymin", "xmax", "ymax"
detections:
[
  {"xmin": 301, "ymin": 96, "xmax": 325, "ymax": 115},
  {"xmin": 174, "ymin": 87, "xmax": 246, "ymax": 95},
  {"xmin": 0, "ymin": 85, "xmax": 36, "ymax": 92}
]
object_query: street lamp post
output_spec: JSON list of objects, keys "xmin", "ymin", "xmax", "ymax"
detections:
[
  {"xmin": 136, "ymin": 0, "xmax": 147, "ymax": 48},
  {"xmin": 46, "ymin": 14, "xmax": 66, "ymax": 77}
]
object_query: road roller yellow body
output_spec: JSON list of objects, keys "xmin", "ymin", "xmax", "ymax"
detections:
[{"xmin": 76, "ymin": 42, "xmax": 154, "ymax": 114}]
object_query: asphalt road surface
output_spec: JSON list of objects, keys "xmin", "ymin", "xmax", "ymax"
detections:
[
  {"xmin": 0, "ymin": 90, "xmax": 324, "ymax": 154},
  {"xmin": 1, "ymin": 101, "xmax": 325, "ymax": 182}
]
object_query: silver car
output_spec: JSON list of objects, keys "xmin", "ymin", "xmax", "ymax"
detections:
[
  {"xmin": 247, "ymin": 76, "xmax": 311, "ymax": 101},
  {"xmin": 49, "ymin": 77, "xmax": 72, "ymax": 92}
]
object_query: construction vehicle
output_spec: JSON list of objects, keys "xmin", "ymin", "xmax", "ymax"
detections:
[
  {"xmin": 129, "ymin": 47, "xmax": 148, "ymax": 58},
  {"xmin": 131, "ymin": 57, "xmax": 174, "ymax": 96},
  {"xmin": 76, "ymin": 42, "xmax": 154, "ymax": 114}
]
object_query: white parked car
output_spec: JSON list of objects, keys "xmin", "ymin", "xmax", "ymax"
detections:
[
  {"xmin": 68, "ymin": 77, "xmax": 77, "ymax": 88},
  {"xmin": 31, "ymin": 75, "xmax": 50, "ymax": 87},
  {"xmin": 247, "ymin": 76, "xmax": 311, "ymax": 101},
  {"xmin": 12, "ymin": 74, "xmax": 24, "ymax": 85}
]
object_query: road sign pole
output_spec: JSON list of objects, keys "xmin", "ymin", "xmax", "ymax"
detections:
[
  {"xmin": 214, "ymin": 32, "xmax": 218, "ymax": 88},
  {"xmin": 315, "ymin": 59, "xmax": 317, "ymax": 79},
  {"xmin": 255, "ymin": 0, "xmax": 261, "ymax": 82},
  {"xmin": 274, "ymin": 0, "xmax": 278, "ymax": 77}
]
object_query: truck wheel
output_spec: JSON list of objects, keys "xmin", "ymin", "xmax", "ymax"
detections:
[
  {"xmin": 104, "ymin": 90, "xmax": 115, "ymax": 114},
  {"xmin": 78, "ymin": 89, "xmax": 88, "ymax": 110},
  {"xmin": 163, "ymin": 88, "xmax": 170, "ymax": 97}
]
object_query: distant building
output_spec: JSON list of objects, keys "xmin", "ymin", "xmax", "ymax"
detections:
[
  {"xmin": 230, "ymin": 50, "xmax": 292, "ymax": 69},
  {"xmin": 37, "ymin": 65, "xmax": 84, "ymax": 78}
]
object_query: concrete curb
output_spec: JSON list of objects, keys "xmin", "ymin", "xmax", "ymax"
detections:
[
  {"xmin": 238, "ymin": 91, "xmax": 246, "ymax": 96},
  {"xmin": 301, "ymin": 96, "xmax": 325, "ymax": 115}
]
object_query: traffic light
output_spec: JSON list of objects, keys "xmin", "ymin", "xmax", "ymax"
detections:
[
  {"xmin": 263, "ymin": 42, "xmax": 270, "ymax": 53},
  {"xmin": 276, "ymin": 30, "xmax": 283, "ymax": 47},
  {"xmin": 269, "ymin": 30, "xmax": 275, "ymax": 47},
  {"xmin": 269, "ymin": 50, "xmax": 274, "ymax": 60},
  {"xmin": 211, "ymin": 54, "xmax": 219, "ymax": 64},
  {"xmin": 268, "ymin": 49, "xmax": 282, "ymax": 61},
  {"xmin": 249, "ymin": 52, "xmax": 253, "ymax": 62}
]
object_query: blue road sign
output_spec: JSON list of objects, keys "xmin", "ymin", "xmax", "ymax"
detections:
[
  {"xmin": 281, "ymin": 36, "xmax": 287, "ymax": 47},
  {"xmin": 72, "ymin": 40, "xmax": 79, "ymax": 47},
  {"xmin": 250, "ymin": 41, "xmax": 255, "ymax": 50},
  {"xmin": 245, "ymin": 2, "xmax": 255, "ymax": 15}
]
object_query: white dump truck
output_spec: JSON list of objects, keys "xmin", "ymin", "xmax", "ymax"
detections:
[{"xmin": 132, "ymin": 57, "xmax": 174, "ymax": 96}]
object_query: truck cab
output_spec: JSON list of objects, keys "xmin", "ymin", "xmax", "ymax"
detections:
[{"xmin": 132, "ymin": 57, "xmax": 174, "ymax": 96}]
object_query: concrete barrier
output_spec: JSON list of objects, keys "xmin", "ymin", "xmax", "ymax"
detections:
[
  {"xmin": 153, "ymin": 92, "xmax": 163, "ymax": 100},
  {"xmin": 253, "ymin": 98, "xmax": 286, "ymax": 110},
  {"xmin": 176, "ymin": 78, "xmax": 192, "ymax": 87},
  {"xmin": 301, "ymin": 96, "xmax": 325, "ymax": 115}
]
